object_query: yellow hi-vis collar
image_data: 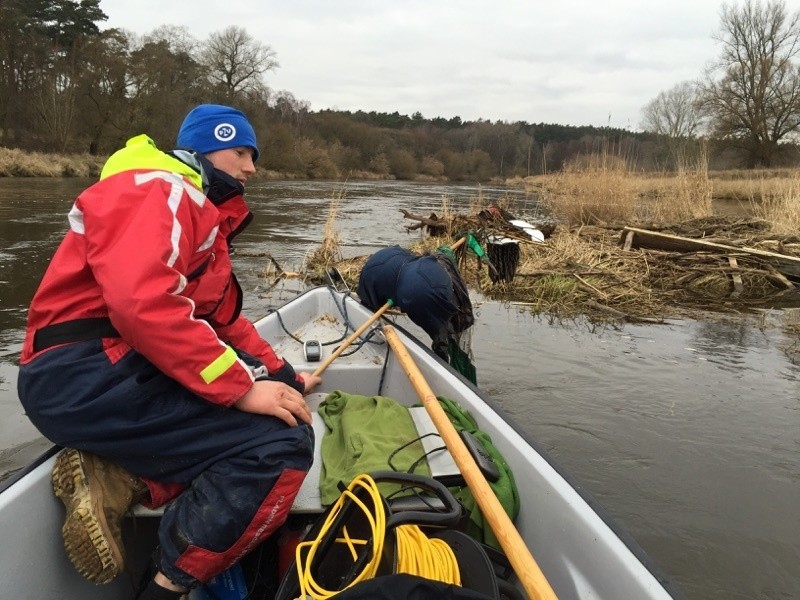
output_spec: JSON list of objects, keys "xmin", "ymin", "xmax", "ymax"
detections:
[{"xmin": 100, "ymin": 134, "xmax": 203, "ymax": 190}]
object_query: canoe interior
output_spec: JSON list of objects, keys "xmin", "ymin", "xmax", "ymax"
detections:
[{"xmin": 0, "ymin": 286, "xmax": 682, "ymax": 599}]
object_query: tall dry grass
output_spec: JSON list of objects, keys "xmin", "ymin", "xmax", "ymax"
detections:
[
  {"xmin": 0, "ymin": 147, "xmax": 103, "ymax": 177},
  {"xmin": 749, "ymin": 173, "xmax": 800, "ymax": 235},
  {"xmin": 536, "ymin": 151, "xmax": 638, "ymax": 226},
  {"xmin": 637, "ymin": 150, "xmax": 713, "ymax": 223},
  {"xmin": 304, "ymin": 187, "xmax": 345, "ymax": 272},
  {"xmin": 529, "ymin": 149, "xmax": 714, "ymax": 226}
]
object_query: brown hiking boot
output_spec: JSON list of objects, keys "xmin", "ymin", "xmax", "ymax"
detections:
[{"xmin": 51, "ymin": 448, "xmax": 147, "ymax": 584}]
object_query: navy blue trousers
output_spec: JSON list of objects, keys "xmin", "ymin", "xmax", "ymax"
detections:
[{"xmin": 18, "ymin": 340, "xmax": 314, "ymax": 589}]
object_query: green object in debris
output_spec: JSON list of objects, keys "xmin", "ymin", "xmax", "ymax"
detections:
[{"xmin": 466, "ymin": 232, "xmax": 486, "ymax": 259}]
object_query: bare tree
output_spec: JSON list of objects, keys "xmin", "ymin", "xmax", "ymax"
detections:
[
  {"xmin": 700, "ymin": 0, "xmax": 800, "ymax": 167},
  {"xmin": 143, "ymin": 25, "xmax": 198, "ymax": 58},
  {"xmin": 273, "ymin": 90, "xmax": 310, "ymax": 130},
  {"xmin": 125, "ymin": 26, "xmax": 205, "ymax": 144},
  {"xmin": 641, "ymin": 81, "xmax": 703, "ymax": 138},
  {"xmin": 641, "ymin": 81, "xmax": 704, "ymax": 168},
  {"xmin": 200, "ymin": 26, "xmax": 278, "ymax": 101},
  {"xmin": 34, "ymin": 67, "xmax": 78, "ymax": 152}
]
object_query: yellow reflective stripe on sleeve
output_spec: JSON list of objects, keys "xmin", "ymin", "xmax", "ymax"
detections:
[{"xmin": 200, "ymin": 346, "xmax": 239, "ymax": 384}]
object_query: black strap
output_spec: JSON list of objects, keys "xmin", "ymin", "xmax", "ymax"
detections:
[
  {"xmin": 33, "ymin": 317, "xmax": 120, "ymax": 353},
  {"xmin": 186, "ymin": 255, "xmax": 211, "ymax": 281}
]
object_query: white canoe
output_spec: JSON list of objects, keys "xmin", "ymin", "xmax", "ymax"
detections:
[{"xmin": 0, "ymin": 287, "xmax": 684, "ymax": 599}]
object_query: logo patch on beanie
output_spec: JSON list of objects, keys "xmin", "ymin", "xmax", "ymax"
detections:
[{"xmin": 214, "ymin": 123, "xmax": 237, "ymax": 142}]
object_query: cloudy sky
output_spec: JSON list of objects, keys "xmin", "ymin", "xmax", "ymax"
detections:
[{"xmin": 98, "ymin": 0, "xmax": 800, "ymax": 130}]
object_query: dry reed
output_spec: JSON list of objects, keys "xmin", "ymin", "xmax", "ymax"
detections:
[
  {"xmin": 537, "ymin": 152, "xmax": 638, "ymax": 226},
  {"xmin": 304, "ymin": 187, "xmax": 345, "ymax": 276},
  {"xmin": 533, "ymin": 149, "xmax": 714, "ymax": 227},
  {"xmin": 0, "ymin": 147, "xmax": 103, "ymax": 178},
  {"xmin": 748, "ymin": 174, "xmax": 800, "ymax": 235}
]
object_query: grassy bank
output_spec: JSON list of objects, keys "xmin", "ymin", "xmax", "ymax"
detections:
[
  {"xmin": 0, "ymin": 147, "xmax": 105, "ymax": 177},
  {"xmin": 0, "ymin": 147, "xmax": 300, "ymax": 179},
  {"xmin": 0, "ymin": 147, "xmax": 448, "ymax": 182}
]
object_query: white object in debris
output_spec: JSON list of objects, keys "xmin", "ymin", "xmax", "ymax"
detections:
[
  {"xmin": 486, "ymin": 234, "xmax": 518, "ymax": 245},
  {"xmin": 509, "ymin": 219, "xmax": 545, "ymax": 243}
]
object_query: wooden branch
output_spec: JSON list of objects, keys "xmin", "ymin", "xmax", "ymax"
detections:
[
  {"xmin": 583, "ymin": 300, "xmax": 663, "ymax": 324},
  {"xmin": 675, "ymin": 272, "xmax": 705, "ymax": 285},
  {"xmin": 573, "ymin": 273, "xmax": 608, "ymax": 299},
  {"xmin": 727, "ymin": 256, "xmax": 744, "ymax": 297},
  {"xmin": 622, "ymin": 230, "xmax": 635, "ymax": 251},
  {"xmin": 621, "ymin": 226, "xmax": 800, "ymax": 279},
  {"xmin": 765, "ymin": 270, "xmax": 796, "ymax": 290},
  {"xmin": 399, "ymin": 209, "xmax": 447, "ymax": 229},
  {"xmin": 584, "ymin": 300, "xmax": 629, "ymax": 320},
  {"xmin": 513, "ymin": 270, "xmax": 610, "ymax": 278}
]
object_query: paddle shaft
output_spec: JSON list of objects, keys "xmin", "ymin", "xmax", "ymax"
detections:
[
  {"xmin": 450, "ymin": 235, "xmax": 467, "ymax": 251},
  {"xmin": 383, "ymin": 326, "xmax": 558, "ymax": 600},
  {"xmin": 311, "ymin": 300, "xmax": 393, "ymax": 376}
]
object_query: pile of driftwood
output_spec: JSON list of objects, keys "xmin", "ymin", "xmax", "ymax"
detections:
[
  {"xmin": 283, "ymin": 210, "xmax": 800, "ymax": 324},
  {"xmin": 393, "ymin": 213, "xmax": 800, "ymax": 322},
  {"xmin": 622, "ymin": 224, "xmax": 800, "ymax": 297}
]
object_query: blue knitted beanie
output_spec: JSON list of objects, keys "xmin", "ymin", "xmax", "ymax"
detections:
[{"xmin": 177, "ymin": 104, "xmax": 259, "ymax": 162}]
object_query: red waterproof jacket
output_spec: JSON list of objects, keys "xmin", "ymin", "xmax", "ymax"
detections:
[{"xmin": 20, "ymin": 135, "xmax": 302, "ymax": 406}]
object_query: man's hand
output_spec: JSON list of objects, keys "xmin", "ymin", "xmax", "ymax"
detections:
[
  {"xmin": 234, "ymin": 380, "xmax": 312, "ymax": 426},
  {"xmin": 298, "ymin": 372, "xmax": 322, "ymax": 395}
]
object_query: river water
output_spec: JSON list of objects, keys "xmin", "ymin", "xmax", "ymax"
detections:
[{"xmin": 1, "ymin": 178, "xmax": 798, "ymax": 599}]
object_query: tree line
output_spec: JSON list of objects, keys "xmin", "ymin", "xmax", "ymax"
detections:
[{"xmin": 2, "ymin": 0, "xmax": 799, "ymax": 181}]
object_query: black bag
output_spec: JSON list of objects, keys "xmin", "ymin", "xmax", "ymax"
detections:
[{"xmin": 332, "ymin": 573, "xmax": 495, "ymax": 599}]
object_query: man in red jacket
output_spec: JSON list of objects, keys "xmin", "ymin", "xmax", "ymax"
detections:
[{"xmin": 18, "ymin": 104, "xmax": 321, "ymax": 599}]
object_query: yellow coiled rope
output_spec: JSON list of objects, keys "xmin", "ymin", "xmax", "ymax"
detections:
[{"xmin": 295, "ymin": 473, "xmax": 461, "ymax": 600}]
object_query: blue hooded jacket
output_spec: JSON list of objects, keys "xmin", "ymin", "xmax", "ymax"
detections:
[{"xmin": 357, "ymin": 246, "xmax": 457, "ymax": 339}]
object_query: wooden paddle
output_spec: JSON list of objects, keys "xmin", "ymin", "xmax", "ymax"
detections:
[
  {"xmin": 311, "ymin": 235, "xmax": 467, "ymax": 377},
  {"xmin": 450, "ymin": 235, "xmax": 467, "ymax": 251},
  {"xmin": 311, "ymin": 299, "xmax": 394, "ymax": 376},
  {"xmin": 383, "ymin": 325, "xmax": 559, "ymax": 600}
]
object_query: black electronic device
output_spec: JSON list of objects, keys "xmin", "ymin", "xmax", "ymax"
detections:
[
  {"xmin": 459, "ymin": 430, "xmax": 501, "ymax": 483},
  {"xmin": 303, "ymin": 340, "xmax": 321, "ymax": 362}
]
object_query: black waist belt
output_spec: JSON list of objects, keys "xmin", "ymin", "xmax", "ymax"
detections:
[{"xmin": 33, "ymin": 317, "xmax": 120, "ymax": 353}]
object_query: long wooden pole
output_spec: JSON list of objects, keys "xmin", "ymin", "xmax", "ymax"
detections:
[
  {"xmin": 311, "ymin": 300, "xmax": 393, "ymax": 376},
  {"xmin": 383, "ymin": 326, "xmax": 558, "ymax": 600},
  {"xmin": 450, "ymin": 235, "xmax": 467, "ymax": 251}
]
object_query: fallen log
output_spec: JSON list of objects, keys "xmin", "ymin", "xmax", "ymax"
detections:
[
  {"xmin": 620, "ymin": 226, "xmax": 800, "ymax": 280},
  {"xmin": 399, "ymin": 209, "xmax": 447, "ymax": 233}
]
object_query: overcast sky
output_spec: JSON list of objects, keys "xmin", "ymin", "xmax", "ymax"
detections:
[{"xmin": 98, "ymin": 0, "xmax": 800, "ymax": 130}]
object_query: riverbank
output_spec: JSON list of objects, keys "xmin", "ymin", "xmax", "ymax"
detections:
[
  {"xmin": 0, "ymin": 147, "xmax": 105, "ymax": 177},
  {"xmin": 5, "ymin": 145, "xmax": 799, "ymax": 203},
  {"xmin": 0, "ymin": 146, "xmax": 455, "ymax": 183}
]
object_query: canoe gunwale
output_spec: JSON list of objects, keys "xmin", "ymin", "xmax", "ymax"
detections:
[{"xmin": 0, "ymin": 444, "xmax": 60, "ymax": 495}]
